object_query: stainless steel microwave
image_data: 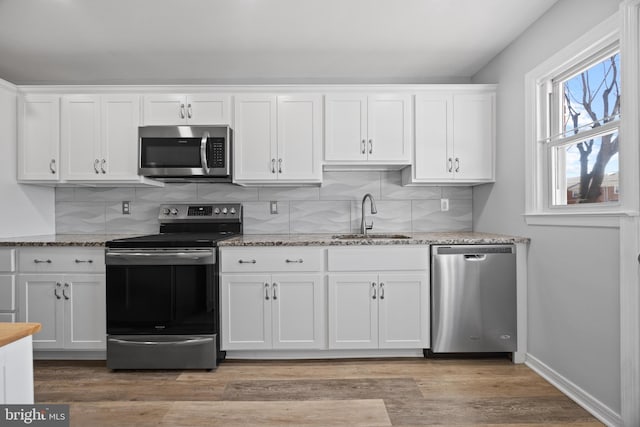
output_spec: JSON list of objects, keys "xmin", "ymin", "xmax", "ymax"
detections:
[{"xmin": 138, "ymin": 125, "xmax": 232, "ymax": 182}]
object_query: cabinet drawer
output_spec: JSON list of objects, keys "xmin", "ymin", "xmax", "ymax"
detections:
[
  {"xmin": 0, "ymin": 275, "xmax": 15, "ymax": 311},
  {"xmin": 221, "ymin": 247, "xmax": 324, "ymax": 273},
  {"xmin": 18, "ymin": 248, "xmax": 105, "ymax": 273},
  {"xmin": 0, "ymin": 249, "xmax": 15, "ymax": 272},
  {"xmin": 328, "ymin": 247, "xmax": 429, "ymax": 271}
]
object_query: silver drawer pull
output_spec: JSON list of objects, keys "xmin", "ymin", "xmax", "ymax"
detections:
[
  {"xmin": 265, "ymin": 283, "xmax": 270, "ymax": 300},
  {"xmin": 380, "ymin": 282, "xmax": 385, "ymax": 300},
  {"xmin": 272, "ymin": 283, "xmax": 278, "ymax": 300},
  {"xmin": 34, "ymin": 259, "xmax": 52, "ymax": 264},
  {"xmin": 238, "ymin": 259, "xmax": 257, "ymax": 264},
  {"xmin": 75, "ymin": 259, "xmax": 94, "ymax": 264},
  {"xmin": 54, "ymin": 282, "xmax": 62, "ymax": 300},
  {"xmin": 372, "ymin": 282, "xmax": 377, "ymax": 300},
  {"xmin": 285, "ymin": 258, "xmax": 304, "ymax": 264},
  {"xmin": 63, "ymin": 283, "xmax": 70, "ymax": 300}
]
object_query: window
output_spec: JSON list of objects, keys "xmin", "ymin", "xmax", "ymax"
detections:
[
  {"xmin": 548, "ymin": 49, "xmax": 620, "ymax": 207},
  {"xmin": 524, "ymin": 13, "xmax": 631, "ymax": 226}
]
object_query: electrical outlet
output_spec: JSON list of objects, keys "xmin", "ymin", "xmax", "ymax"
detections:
[
  {"xmin": 270, "ymin": 201, "xmax": 278, "ymax": 214},
  {"xmin": 122, "ymin": 201, "xmax": 130, "ymax": 215},
  {"xmin": 440, "ymin": 198, "xmax": 449, "ymax": 212}
]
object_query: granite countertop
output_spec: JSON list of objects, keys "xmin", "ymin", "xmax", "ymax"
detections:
[
  {"xmin": 0, "ymin": 323, "xmax": 42, "ymax": 348},
  {"xmin": 0, "ymin": 234, "xmax": 143, "ymax": 247},
  {"xmin": 218, "ymin": 232, "xmax": 530, "ymax": 247},
  {"xmin": 0, "ymin": 232, "xmax": 529, "ymax": 247}
]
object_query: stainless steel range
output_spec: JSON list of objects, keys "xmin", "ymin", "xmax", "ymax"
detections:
[{"xmin": 105, "ymin": 203, "xmax": 242, "ymax": 370}]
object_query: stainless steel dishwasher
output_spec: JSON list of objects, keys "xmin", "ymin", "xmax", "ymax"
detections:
[{"xmin": 431, "ymin": 245, "xmax": 517, "ymax": 353}]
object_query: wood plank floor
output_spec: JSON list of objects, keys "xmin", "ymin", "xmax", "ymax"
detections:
[{"xmin": 33, "ymin": 358, "xmax": 604, "ymax": 426}]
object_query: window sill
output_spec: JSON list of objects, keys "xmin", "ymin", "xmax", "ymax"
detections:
[{"xmin": 523, "ymin": 211, "xmax": 638, "ymax": 228}]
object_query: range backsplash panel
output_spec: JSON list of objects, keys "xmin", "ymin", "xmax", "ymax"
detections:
[{"xmin": 55, "ymin": 171, "xmax": 472, "ymax": 234}]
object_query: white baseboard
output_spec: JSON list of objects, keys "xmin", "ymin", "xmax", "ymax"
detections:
[{"xmin": 526, "ymin": 354, "xmax": 622, "ymax": 427}]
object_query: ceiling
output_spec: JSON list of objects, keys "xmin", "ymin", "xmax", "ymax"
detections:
[{"xmin": 0, "ymin": 0, "xmax": 560, "ymax": 86}]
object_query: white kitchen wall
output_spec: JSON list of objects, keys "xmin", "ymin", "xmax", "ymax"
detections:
[
  {"xmin": 472, "ymin": 0, "xmax": 622, "ymax": 420},
  {"xmin": 54, "ymin": 171, "xmax": 471, "ymax": 234},
  {"xmin": 0, "ymin": 79, "xmax": 55, "ymax": 237}
]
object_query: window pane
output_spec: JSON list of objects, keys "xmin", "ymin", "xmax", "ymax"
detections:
[
  {"xmin": 562, "ymin": 52, "xmax": 620, "ymax": 136},
  {"xmin": 554, "ymin": 130, "xmax": 619, "ymax": 205}
]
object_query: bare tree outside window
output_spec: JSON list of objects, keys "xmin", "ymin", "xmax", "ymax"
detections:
[{"xmin": 560, "ymin": 52, "xmax": 620, "ymax": 205}]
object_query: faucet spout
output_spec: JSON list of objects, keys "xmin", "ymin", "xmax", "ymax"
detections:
[{"xmin": 360, "ymin": 193, "xmax": 377, "ymax": 235}]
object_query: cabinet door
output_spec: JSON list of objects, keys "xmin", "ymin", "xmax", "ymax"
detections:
[
  {"xmin": 221, "ymin": 274, "xmax": 272, "ymax": 350},
  {"xmin": 18, "ymin": 275, "xmax": 64, "ymax": 349},
  {"xmin": 143, "ymin": 94, "xmax": 186, "ymax": 125},
  {"xmin": 101, "ymin": 95, "xmax": 140, "ymax": 180},
  {"xmin": 185, "ymin": 94, "xmax": 230, "ymax": 125},
  {"xmin": 271, "ymin": 274, "xmax": 324, "ymax": 349},
  {"xmin": 233, "ymin": 95, "xmax": 277, "ymax": 181},
  {"xmin": 61, "ymin": 96, "xmax": 101, "ymax": 180},
  {"xmin": 367, "ymin": 94, "xmax": 411, "ymax": 163},
  {"xmin": 378, "ymin": 273, "xmax": 429, "ymax": 349},
  {"xmin": 276, "ymin": 95, "xmax": 322, "ymax": 181},
  {"xmin": 452, "ymin": 93, "xmax": 495, "ymax": 181},
  {"xmin": 17, "ymin": 96, "xmax": 60, "ymax": 181},
  {"xmin": 414, "ymin": 93, "xmax": 453, "ymax": 180},
  {"xmin": 328, "ymin": 274, "xmax": 378, "ymax": 349},
  {"xmin": 324, "ymin": 94, "xmax": 367, "ymax": 162},
  {"xmin": 64, "ymin": 275, "xmax": 106, "ymax": 350}
]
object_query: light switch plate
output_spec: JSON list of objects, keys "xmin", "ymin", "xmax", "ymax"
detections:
[
  {"xmin": 440, "ymin": 198, "xmax": 449, "ymax": 212},
  {"xmin": 122, "ymin": 201, "xmax": 130, "ymax": 215},
  {"xmin": 270, "ymin": 201, "xmax": 278, "ymax": 214}
]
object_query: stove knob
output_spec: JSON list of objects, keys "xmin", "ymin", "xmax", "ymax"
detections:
[
  {"xmin": 222, "ymin": 208, "xmax": 228, "ymax": 215},
  {"xmin": 214, "ymin": 208, "xmax": 220, "ymax": 215},
  {"xmin": 162, "ymin": 208, "xmax": 170, "ymax": 215},
  {"xmin": 230, "ymin": 207, "xmax": 236, "ymax": 215},
  {"xmin": 170, "ymin": 208, "xmax": 179, "ymax": 216}
]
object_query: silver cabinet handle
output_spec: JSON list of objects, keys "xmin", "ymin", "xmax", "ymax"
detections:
[
  {"xmin": 380, "ymin": 282, "xmax": 385, "ymax": 300},
  {"xmin": 265, "ymin": 283, "xmax": 270, "ymax": 300},
  {"xmin": 271, "ymin": 158, "xmax": 276, "ymax": 174},
  {"xmin": 368, "ymin": 139, "xmax": 373, "ymax": 154},
  {"xmin": 285, "ymin": 258, "xmax": 304, "ymax": 264},
  {"xmin": 361, "ymin": 139, "xmax": 366, "ymax": 154},
  {"xmin": 187, "ymin": 103, "xmax": 192, "ymax": 119},
  {"xmin": 54, "ymin": 282, "xmax": 62, "ymax": 300},
  {"xmin": 34, "ymin": 259, "xmax": 52, "ymax": 264},
  {"xmin": 75, "ymin": 259, "xmax": 94, "ymax": 264},
  {"xmin": 238, "ymin": 259, "xmax": 257, "ymax": 264},
  {"xmin": 180, "ymin": 103, "xmax": 186, "ymax": 119},
  {"xmin": 63, "ymin": 283, "xmax": 70, "ymax": 300},
  {"xmin": 278, "ymin": 158, "xmax": 283, "ymax": 174},
  {"xmin": 455, "ymin": 157, "xmax": 460, "ymax": 172},
  {"xmin": 49, "ymin": 159, "xmax": 56, "ymax": 174},
  {"xmin": 200, "ymin": 131, "xmax": 211, "ymax": 174},
  {"xmin": 448, "ymin": 158, "xmax": 453, "ymax": 172},
  {"xmin": 94, "ymin": 159, "xmax": 100, "ymax": 174},
  {"xmin": 101, "ymin": 159, "xmax": 106, "ymax": 174},
  {"xmin": 272, "ymin": 283, "xmax": 278, "ymax": 300},
  {"xmin": 372, "ymin": 282, "xmax": 377, "ymax": 300}
]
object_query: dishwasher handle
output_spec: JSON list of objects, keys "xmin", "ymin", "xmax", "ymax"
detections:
[
  {"xmin": 433, "ymin": 245, "xmax": 515, "ymax": 255},
  {"xmin": 464, "ymin": 254, "xmax": 487, "ymax": 261}
]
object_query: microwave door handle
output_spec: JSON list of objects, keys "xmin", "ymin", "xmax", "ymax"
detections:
[{"xmin": 200, "ymin": 131, "xmax": 211, "ymax": 174}]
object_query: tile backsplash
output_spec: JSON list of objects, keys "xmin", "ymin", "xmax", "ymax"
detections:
[{"xmin": 55, "ymin": 171, "xmax": 472, "ymax": 234}]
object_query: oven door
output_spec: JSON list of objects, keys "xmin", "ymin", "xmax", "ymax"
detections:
[
  {"xmin": 138, "ymin": 125, "xmax": 231, "ymax": 178},
  {"xmin": 105, "ymin": 248, "xmax": 217, "ymax": 335}
]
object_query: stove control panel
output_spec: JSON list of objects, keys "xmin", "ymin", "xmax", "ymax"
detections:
[{"xmin": 158, "ymin": 203, "xmax": 242, "ymax": 222}]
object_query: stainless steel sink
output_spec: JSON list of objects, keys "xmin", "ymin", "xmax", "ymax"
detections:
[{"xmin": 332, "ymin": 233, "xmax": 411, "ymax": 240}]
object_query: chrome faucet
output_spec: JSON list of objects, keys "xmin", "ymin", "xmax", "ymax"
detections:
[{"xmin": 360, "ymin": 193, "xmax": 378, "ymax": 235}]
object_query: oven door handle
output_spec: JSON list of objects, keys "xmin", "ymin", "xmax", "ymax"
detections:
[
  {"xmin": 200, "ymin": 131, "xmax": 211, "ymax": 174},
  {"xmin": 105, "ymin": 250, "xmax": 215, "ymax": 265},
  {"xmin": 108, "ymin": 337, "xmax": 213, "ymax": 346}
]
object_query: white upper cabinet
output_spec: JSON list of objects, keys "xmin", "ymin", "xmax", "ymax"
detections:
[
  {"xmin": 17, "ymin": 95, "xmax": 60, "ymax": 181},
  {"xmin": 325, "ymin": 94, "xmax": 411, "ymax": 165},
  {"xmin": 403, "ymin": 89, "xmax": 495, "ymax": 185},
  {"xmin": 234, "ymin": 94, "xmax": 322, "ymax": 185},
  {"xmin": 61, "ymin": 95, "xmax": 144, "ymax": 182},
  {"xmin": 142, "ymin": 94, "xmax": 230, "ymax": 125}
]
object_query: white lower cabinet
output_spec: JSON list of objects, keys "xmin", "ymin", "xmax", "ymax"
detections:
[
  {"xmin": 16, "ymin": 247, "xmax": 106, "ymax": 352},
  {"xmin": 0, "ymin": 335, "xmax": 36, "ymax": 404},
  {"xmin": 221, "ymin": 273, "xmax": 324, "ymax": 350},
  {"xmin": 328, "ymin": 273, "xmax": 429, "ymax": 349},
  {"xmin": 327, "ymin": 246, "xmax": 430, "ymax": 350},
  {"xmin": 18, "ymin": 274, "xmax": 106, "ymax": 350}
]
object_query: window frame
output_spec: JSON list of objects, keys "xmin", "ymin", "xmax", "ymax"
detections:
[{"xmin": 524, "ymin": 12, "xmax": 636, "ymax": 227}]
